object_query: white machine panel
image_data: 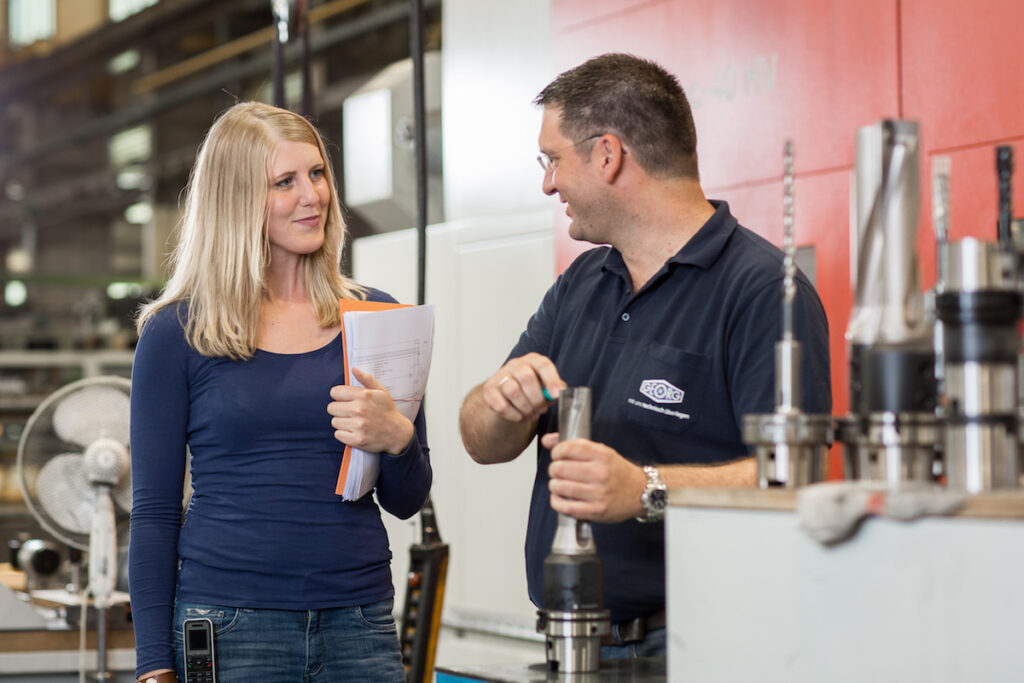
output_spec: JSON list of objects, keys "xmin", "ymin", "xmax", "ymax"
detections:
[{"xmin": 666, "ymin": 494, "xmax": 1024, "ymax": 683}]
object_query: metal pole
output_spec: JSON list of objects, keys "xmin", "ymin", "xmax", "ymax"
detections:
[
  {"xmin": 97, "ymin": 604, "xmax": 109, "ymax": 681},
  {"xmin": 300, "ymin": 0, "xmax": 313, "ymax": 117},
  {"xmin": 410, "ymin": 0, "xmax": 427, "ymax": 306},
  {"xmin": 271, "ymin": 0, "xmax": 288, "ymax": 107},
  {"xmin": 400, "ymin": 4, "xmax": 448, "ymax": 681}
]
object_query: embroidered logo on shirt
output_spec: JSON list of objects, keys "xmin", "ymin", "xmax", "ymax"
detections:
[{"xmin": 639, "ymin": 379, "xmax": 684, "ymax": 404}]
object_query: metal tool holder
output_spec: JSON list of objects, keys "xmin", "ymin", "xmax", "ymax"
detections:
[
  {"xmin": 743, "ymin": 141, "xmax": 833, "ymax": 488},
  {"xmin": 537, "ymin": 387, "xmax": 610, "ymax": 673},
  {"xmin": 839, "ymin": 120, "xmax": 940, "ymax": 484},
  {"xmin": 933, "ymin": 146, "xmax": 1022, "ymax": 491}
]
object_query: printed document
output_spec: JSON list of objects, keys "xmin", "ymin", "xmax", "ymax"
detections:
[{"xmin": 336, "ymin": 303, "xmax": 434, "ymax": 500}]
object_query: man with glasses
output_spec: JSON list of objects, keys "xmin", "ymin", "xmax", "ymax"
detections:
[{"xmin": 459, "ymin": 53, "xmax": 831, "ymax": 659}]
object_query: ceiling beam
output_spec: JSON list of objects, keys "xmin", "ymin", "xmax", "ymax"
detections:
[
  {"xmin": 131, "ymin": 0, "xmax": 374, "ymax": 95},
  {"xmin": 0, "ymin": 0, "xmax": 439, "ymax": 169},
  {"xmin": 0, "ymin": 0, "xmax": 218, "ymax": 100}
]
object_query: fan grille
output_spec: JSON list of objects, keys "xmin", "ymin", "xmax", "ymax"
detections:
[{"xmin": 17, "ymin": 377, "xmax": 132, "ymax": 551}]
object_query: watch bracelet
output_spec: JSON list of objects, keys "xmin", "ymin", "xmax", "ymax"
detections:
[{"xmin": 636, "ymin": 465, "xmax": 667, "ymax": 523}]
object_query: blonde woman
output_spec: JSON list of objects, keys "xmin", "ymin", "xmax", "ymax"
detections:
[{"xmin": 129, "ymin": 102, "xmax": 429, "ymax": 683}]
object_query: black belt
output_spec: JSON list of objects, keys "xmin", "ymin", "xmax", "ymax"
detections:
[{"xmin": 600, "ymin": 609, "xmax": 666, "ymax": 646}]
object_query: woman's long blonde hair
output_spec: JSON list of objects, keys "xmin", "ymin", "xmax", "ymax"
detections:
[{"xmin": 137, "ymin": 101, "xmax": 365, "ymax": 359}]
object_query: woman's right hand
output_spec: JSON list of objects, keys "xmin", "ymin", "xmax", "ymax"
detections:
[{"xmin": 327, "ymin": 368, "xmax": 415, "ymax": 455}]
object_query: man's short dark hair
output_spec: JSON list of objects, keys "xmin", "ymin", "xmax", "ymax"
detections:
[{"xmin": 534, "ymin": 53, "xmax": 699, "ymax": 180}]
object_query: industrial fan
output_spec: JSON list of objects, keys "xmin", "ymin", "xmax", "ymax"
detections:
[{"xmin": 16, "ymin": 375, "xmax": 132, "ymax": 677}]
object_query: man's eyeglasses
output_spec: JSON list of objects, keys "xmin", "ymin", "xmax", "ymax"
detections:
[{"xmin": 536, "ymin": 134, "xmax": 603, "ymax": 174}]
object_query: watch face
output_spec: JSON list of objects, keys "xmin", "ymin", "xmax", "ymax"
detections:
[{"xmin": 643, "ymin": 486, "xmax": 668, "ymax": 512}]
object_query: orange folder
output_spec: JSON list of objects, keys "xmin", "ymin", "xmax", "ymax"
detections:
[{"xmin": 334, "ymin": 298, "xmax": 411, "ymax": 496}]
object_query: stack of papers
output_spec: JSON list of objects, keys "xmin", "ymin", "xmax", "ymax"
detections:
[{"xmin": 336, "ymin": 302, "xmax": 435, "ymax": 500}]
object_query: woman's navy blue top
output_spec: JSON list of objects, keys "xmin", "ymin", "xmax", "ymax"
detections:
[{"xmin": 128, "ymin": 288, "xmax": 431, "ymax": 676}]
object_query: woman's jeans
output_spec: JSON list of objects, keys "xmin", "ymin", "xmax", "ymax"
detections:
[{"xmin": 173, "ymin": 598, "xmax": 405, "ymax": 682}]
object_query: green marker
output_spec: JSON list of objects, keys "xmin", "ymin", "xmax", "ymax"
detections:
[{"xmin": 542, "ymin": 387, "xmax": 554, "ymax": 402}]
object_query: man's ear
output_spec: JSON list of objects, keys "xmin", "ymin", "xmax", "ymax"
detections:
[{"xmin": 596, "ymin": 134, "xmax": 626, "ymax": 183}]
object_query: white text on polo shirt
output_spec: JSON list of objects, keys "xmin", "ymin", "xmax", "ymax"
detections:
[{"xmin": 628, "ymin": 398, "xmax": 690, "ymax": 420}]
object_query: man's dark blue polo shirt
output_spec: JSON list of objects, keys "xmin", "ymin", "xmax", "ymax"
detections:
[{"xmin": 508, "ymin": 200, "xmax": 831, "ymax": 624}]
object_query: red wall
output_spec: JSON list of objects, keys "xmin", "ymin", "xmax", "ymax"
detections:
[{"xmin": 549, "ymin": 0, "xmax": 1024, "ymax": 475}]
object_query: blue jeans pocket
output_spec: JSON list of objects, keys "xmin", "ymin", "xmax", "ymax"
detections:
[
  {"xmin": 174, "ymin": 602, "xmax": 243, "ymax": 637},
  {"xmin": 357, "ymin": 597, "xmax": 397, "ymax": 632}
]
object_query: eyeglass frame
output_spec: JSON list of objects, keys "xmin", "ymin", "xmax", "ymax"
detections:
[{"xmin": 536, "ymin": 134, "xmax": 604, "ymax": 174}]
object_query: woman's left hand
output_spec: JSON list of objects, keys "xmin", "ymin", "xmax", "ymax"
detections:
[{"xmin": 328, "ymin": 367, "xmax": 415, "ymax": 455}]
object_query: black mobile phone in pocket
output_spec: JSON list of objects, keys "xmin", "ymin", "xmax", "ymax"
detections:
[{"xmin": 183, "ymin": 617, "xmax": 216, "ymax": 682}]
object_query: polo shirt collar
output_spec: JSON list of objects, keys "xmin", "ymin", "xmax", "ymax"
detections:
[
  {"xmin": 667, "ymin": 199, "xmax": 737, "ymax": 269},
  {"xmin": 601, "ymin": 199, "xmax": 738, "ymax": 279}
]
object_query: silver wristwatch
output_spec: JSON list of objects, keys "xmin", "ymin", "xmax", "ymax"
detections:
[{"xmin": 637, "ymin": 465, "xmax": 668, "ymax": 523}]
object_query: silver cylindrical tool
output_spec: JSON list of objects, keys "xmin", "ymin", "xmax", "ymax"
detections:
[
  {"xmin": 935, "ymin": 238, "xmax": 1020, "ymax": 492},
  {"xmin": 848, "ymin": 120, "xmax": 929, "ymax": 347},
  {"xmin": 842, "ymin": 120, "xmax": 939, "ymax": 484},
  {"xmin": 538, "ymin": 387, "xmax": 609, "ymax": 674},
  {"xmin": 744, "ymin": 140, "xmax": 833, "ymax": 487},
  {"xmin": 744, "ymin": 411, "xmax": 833, "ymax": 488},
  {"xmin": 838, "ymin": 413, "xmax": 940, "ymax": 483}
]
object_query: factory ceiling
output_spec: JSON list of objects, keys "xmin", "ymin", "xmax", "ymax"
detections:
[{"xmin": 0, "ymin": 0, "xmax": 441, "ymax": 349}]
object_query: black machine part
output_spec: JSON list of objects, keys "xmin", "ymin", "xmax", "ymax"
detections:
[
  {"xmin": 935, "ymin": 291, "xmax": 1022, "ymax": 364},
  {"xmin": 399, "ymin": 498, "xmax": 448, "ymax": 681},
  {"xmin": 19, "ymin": 540, "xmax": 61, "ymax": 577},
  {"xmin": 849, "ymin": 343, "xmax": 937, "ymax": 415},
  {"xmin": 9, "ymin": 536, "xmax": 61, "ymax": 577},
  {"xmin": 543, "ymin": 552, "xmax": 604, "ymax": 612}
]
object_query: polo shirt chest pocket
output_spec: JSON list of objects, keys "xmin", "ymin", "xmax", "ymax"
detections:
[{"xmin": 623, "ymin": 342, "xmax": 710, "ymax": 434}]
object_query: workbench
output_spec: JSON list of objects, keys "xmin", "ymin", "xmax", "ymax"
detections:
[
  {"xmin": 0, "ymin": 628, "xmax": 135, "ymax": 681},
  {"xmin": 666, "ymin": 488, "xmax": 1024, "ymax": 683}
]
